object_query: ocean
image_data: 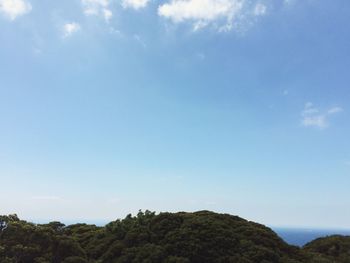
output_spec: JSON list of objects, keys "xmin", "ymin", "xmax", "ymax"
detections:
[{"xmin": 273, "ymin": 227, "xmax": 350, "ymax": 247}]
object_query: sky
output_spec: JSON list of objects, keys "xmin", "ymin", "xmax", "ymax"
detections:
[{"xmin": 0, "ymin": 0, "xmax": 350, "ymax": 228}]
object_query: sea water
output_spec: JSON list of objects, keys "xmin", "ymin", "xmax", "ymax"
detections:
[{"xmin": 273, "ymin": 227, "xmax": 350, "ymax": 247}]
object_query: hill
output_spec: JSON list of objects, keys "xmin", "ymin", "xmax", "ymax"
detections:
[
  {"xmin": 0, "ymin": 211, "xmax": 348, "ymax": 262},
  {"xmin": 303, "ymin": 235, "xmax": 350, "ymax": 263}
]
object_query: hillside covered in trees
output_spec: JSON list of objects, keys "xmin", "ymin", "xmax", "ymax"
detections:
[{"xmin": 0, "ymin": 211, "xmax": 349, "ymax": 263}]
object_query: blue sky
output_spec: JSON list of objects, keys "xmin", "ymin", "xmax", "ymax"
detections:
[{"xmin": 0, "ymin": 0, "xmax": 350, "ymax": 228}]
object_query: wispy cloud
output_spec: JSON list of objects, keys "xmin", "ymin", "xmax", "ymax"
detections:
[
  {"xmin": 108, "ymin": 197, "xmax": 122, "ymax": 204},
  {"xmin": 327, "ymin": 107, "xmax": 343, "ymax": 114},
  {"xmin": 81, "ymin": 0, "xmax": 112, "ymax": 21},
  {"xmin": 196, "ymin": 52, "xmax": 206, "ymax": 60},
  {"xmin": 0, "ymin": 0, "xmax": 32, "ymax": 20},
  {"xmin": 122, "ymin": 0, "xmax": 150, "ymax": 10},
  {"xmin": 301, "ymin": 102, "xmax": 343, "ymax": 129},
  {"xmin": 32, "ymin": 196, "xmax": 62, "ymax": 201},
  {"xmin": 253, "ymin": 2, "xmax": 267, "ymax": 16},
  {"xmin": 134, "ymin": 34, "xmax": 147, "ymax": 48},
  {"xmin": 62, "ymin": 22, "xmax": 81, "ymax": 38},
  {"xmin": 158, "ymin": 0, "xmax": 267, "ymax": 32},
  {"xmin": 284, "ymin": 0, "xmax": 296, "ymax": 6}
]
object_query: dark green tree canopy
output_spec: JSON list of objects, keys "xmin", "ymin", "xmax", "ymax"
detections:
[{"xmin": 0, "ymin": 211, "xmax": 348, "ymax": 263}]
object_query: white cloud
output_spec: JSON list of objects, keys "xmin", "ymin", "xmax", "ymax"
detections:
[
  {"xmin": 62, "ymin": 22, "xmax": 81, "ymax": 38},
  {"xmin": 122, "ymin": 0, "xmax": 150, "ymax": 10},
  {"xmin": 302, "ymin": 114, "xmax": 327, "ymax": 129},
  {"xmin": 253, "ymin": 3, "xmax": 266, "ymax": 16},
  {"xmin": 109, "ymin": 26, "xmax": 123, "ymax": 36},
  {"xmin": 328, "ymin": 107, "xmax": 343, "ymax": 115},
  {"xmin": 81, "ymin": 0, "xmax": 112, "ymax": 21},
  {"xmin": 103, "ymin": 8, "xmax": 112, "ymax": 20},
  {"xmin": 301, "ymin": 102, "xmax": 343, "ymax": 129},
  {"xmin": 158, "ymin": 0, "xmax": 268, "ymax": 32},
  {"xmin": 158, "ymin": 0, "xmax": 244, "ymax": 31},
  {"xmin": 0, "ymin": 0, "xmax": 31, "ymax": 20}
]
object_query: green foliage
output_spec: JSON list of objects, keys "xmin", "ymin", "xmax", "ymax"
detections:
[
  {"xmin": 0, "ymin": 211, "xmax": 349, "ymax": 262},
  {"xmin": 303, "ymin": 235, "xmax": 350, "ymax": 263},
  {"xmin": 0, "ymin": 215, "xmax": 88, "ymax": 263}
]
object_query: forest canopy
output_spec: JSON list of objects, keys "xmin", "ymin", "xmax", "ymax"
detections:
[{"xmin": 0, "ymin": 211, "xmax": 349, "ymax": 263}]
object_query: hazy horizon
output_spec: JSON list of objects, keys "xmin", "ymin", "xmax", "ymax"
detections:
[{"xmin": 1, "ymin": 0, "xmax": 350, "ymax": 229}]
